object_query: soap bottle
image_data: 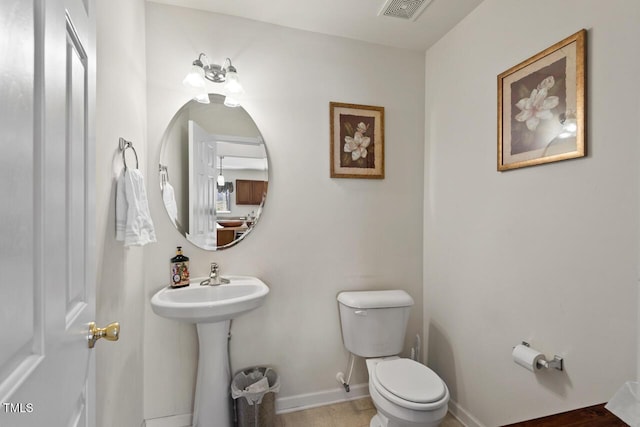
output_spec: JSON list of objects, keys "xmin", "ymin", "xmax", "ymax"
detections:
[{"xmin": 170, "ymin": 246, "xmax": 190, "ymax": 288}]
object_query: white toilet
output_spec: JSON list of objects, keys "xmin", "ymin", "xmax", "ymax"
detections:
[{"xmin": 337, "ymin": 290, "xmax": 449, "ymax": 427}]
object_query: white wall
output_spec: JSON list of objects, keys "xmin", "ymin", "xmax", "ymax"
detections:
[
  {"xmin": 143, "ymin": 3, "xmax": 425, "ymax": 421},
  {"xmin": 95, "ymin": 1, "xmax": 147, "ymax": 426},
  {"xmin": 423, "ymin": 1, "xmax": 640, "ymax": 426}
]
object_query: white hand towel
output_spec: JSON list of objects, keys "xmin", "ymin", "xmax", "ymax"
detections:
[
  {"xmin": 115, "ymin": 169, "xmax": 157, "ymax": 246},
  {"xmin": 162, "ymin": 182, "xmax": 178, "ymax": 227}
]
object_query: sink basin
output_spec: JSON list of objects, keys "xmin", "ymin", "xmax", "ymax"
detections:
[{"xmin": 151, "ymin": 275, "xmax": 269, "ymax": 323}]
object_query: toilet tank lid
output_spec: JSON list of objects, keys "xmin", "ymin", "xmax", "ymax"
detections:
[{"xmin": 337, "ymin": 290, "xmax": 414, "ymax": 309}]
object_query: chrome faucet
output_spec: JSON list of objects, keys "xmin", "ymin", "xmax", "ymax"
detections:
[{"xmin": 200, "ymin": 262, "xmax": 230, "ymax": 286}]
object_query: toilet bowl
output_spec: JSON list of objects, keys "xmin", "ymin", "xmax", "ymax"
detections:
[{"xmin": 366, "ymin": 357, "xmax": 449, "ymax": 427}]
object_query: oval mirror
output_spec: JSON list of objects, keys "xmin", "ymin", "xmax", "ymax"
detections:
[{"xmin": 159, "ymin": 94, "xmax": 268, "ymax": 250}]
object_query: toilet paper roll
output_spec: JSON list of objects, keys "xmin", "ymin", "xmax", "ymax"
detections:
[{"xmin": 512, "ymin": 344, "xmax": 545, "ymax": 372}]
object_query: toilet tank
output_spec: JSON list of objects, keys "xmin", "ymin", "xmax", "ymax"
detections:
[{"xmin": 337, "ymin": 290, "xmax": 414, "ymax": 358}]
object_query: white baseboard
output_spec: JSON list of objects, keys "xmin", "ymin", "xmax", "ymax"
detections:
[
  {"xmin": 143, "ymin": 413, "xmax": 191, "ymax": 427},
  {"xmin": 275, "ymin": 383, "xmax": 369, "ymax": 414},
  {"xmin": 448, "ymin": 399, "xmax": 485, "ymax": 427},
  {"xmin": 141, "ymin": 391, "xmax": 485, "ymax": 427},
  {"xmin": 142, "ymin": 390, "xmax": 486, "ymax": 427},
  {"xmin": 142, "ymin": 384, "xmax": 369, "ymax": 427}
]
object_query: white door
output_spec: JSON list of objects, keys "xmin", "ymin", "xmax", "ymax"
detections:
[
  {"xmin": 188, "ymin": 120, "xmax": 218, "ymax": 248},
  {"xmin": 0, "ymin": 0, "xmax": 105, "ymax": 425}
]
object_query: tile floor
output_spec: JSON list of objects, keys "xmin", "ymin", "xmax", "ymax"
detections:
[{"xmin": 275, "ymin": 397, "xmax": 464, "ymax": 427}]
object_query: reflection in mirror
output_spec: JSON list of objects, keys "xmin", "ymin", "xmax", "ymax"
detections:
[{"xmin": 159, "ymin": 94, "xmax": 268, "ymax": 250}]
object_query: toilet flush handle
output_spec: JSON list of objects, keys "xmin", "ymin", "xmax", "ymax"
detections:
[{"xmin": 354, "ymin": 310, "xmax": 367, "ymax": 316}]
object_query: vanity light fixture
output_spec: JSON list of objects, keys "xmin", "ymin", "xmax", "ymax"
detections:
[
  {"xmin": 183, "ymin": 53, "xmax": 245, "ymax": 107},
  {"xmin": 217, "ymin": 156, "xmax": 225, "ymax": 187}
]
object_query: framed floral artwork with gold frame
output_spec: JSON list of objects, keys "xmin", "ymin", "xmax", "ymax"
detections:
[
  {"xmin": 330, "ymin": 102, "xmax": 384, "ymax": 179},
  {"xmin": 498, "ymin": 29, "xmax": 586, "ymax": 171}
]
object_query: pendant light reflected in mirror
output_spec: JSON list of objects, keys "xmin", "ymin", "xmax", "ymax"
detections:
[{"xmin": 217, "ymin": 156, "xmax": 225, "ymax": 187}]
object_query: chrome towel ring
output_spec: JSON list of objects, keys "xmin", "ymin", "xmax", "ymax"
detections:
[{"xmin": 119, "ymin": 137, "xmax": 139, "ymax": 170}]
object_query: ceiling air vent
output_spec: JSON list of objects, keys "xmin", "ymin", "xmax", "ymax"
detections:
[{"xmin": 378, "ymin": 0, "xmax": 433, "ymax": 21}]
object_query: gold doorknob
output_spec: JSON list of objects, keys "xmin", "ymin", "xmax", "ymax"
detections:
[{"xmin": 88, "ymin": 321, "xmax": 120, "ymax": 348}]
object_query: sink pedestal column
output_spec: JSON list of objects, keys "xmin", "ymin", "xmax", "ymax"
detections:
[{"xmin": 193, "ymin": 320, "xmax": 233, "ymax": 427}]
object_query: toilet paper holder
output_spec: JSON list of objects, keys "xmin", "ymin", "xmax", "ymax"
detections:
[{"xmin": 520, "ymin": 341, "xmax": 564, "ymax": 371}]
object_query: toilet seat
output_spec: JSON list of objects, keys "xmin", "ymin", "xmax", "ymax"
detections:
[{"xmin": 371, "ymin": 358, "xmax": 448, "ymax": 411}]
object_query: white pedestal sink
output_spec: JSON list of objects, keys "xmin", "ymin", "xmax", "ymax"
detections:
[{"xmin": 151, "ymin": 276, "xmax": 269, "ymax": 427}]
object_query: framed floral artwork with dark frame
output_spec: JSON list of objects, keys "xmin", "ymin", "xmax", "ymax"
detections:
[
  {"xmin": 498, "ymin": 29, "xmax": 586, "ymax": 171},
  {"xmin": 330, "ymin": 102, "xmax": 384, "ymax": 179}
]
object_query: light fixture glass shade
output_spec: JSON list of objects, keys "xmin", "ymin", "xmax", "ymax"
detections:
[
  {"xmin": 194, "ymin": 92, "xmax": 210, "ymax": 104},
  {"xmin": 183, "ymin": 65, "xmax": 206, "ymax": 88},
  {"xmin": 224, "ymin": 70, "xmax": 244, "ymax": 95},
  {"xmin": 223, "ymin": 95, "xmax": 241, "ymax": 108},
  {"xmin": 217, "ymin": 174, "xmax": 225, "ymax": 186}
]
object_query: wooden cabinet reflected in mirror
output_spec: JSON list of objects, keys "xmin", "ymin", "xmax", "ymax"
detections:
[{"xmin": 236, "ymin": 180, "xmax": 268, "ymax": 205}]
